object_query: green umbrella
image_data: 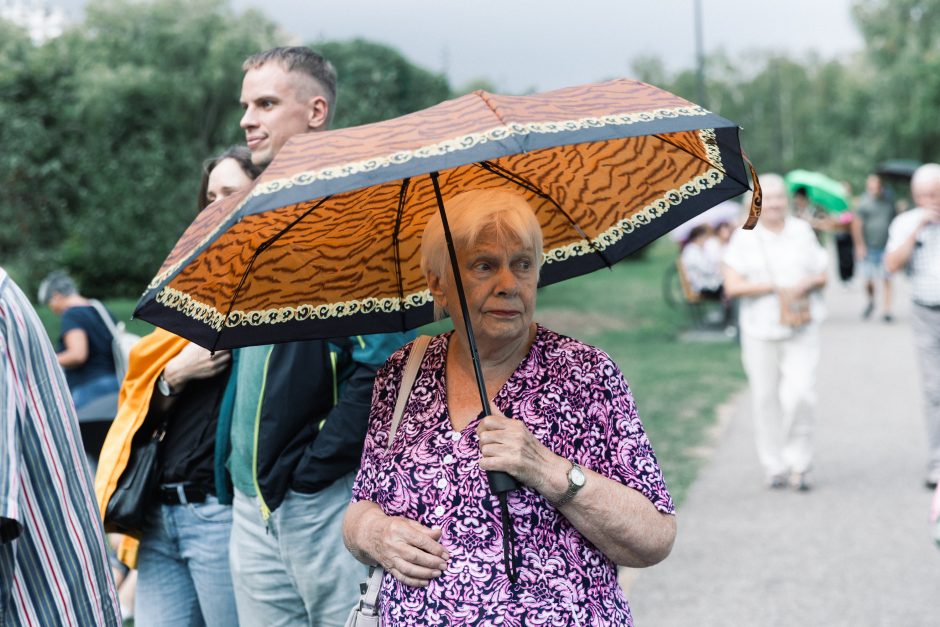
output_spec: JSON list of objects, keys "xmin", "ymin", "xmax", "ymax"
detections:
[{"xmin": 784, "ymin": 169, "xmax": 848, "ymax": 213}]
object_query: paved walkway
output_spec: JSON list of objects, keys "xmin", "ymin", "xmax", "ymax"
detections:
[{"xmin": 626, "ymin": 272, "xmax": 940, "ymax": 626}]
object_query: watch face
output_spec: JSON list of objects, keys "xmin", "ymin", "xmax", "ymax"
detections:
[{"xmin": 570, "ymin": 465, "xmax": 586, "ymax": 487}]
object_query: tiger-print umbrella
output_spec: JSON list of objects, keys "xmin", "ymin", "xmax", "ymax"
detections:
[{"xmin": 135, "ymin": 78, "xmax": 760, "ymax": 350}]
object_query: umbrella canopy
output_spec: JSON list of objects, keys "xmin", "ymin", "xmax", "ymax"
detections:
[
  {"xmin": 136, "ymin": 78, "xmax": 759, "ymax": 351},
  {"xmin": 876, "ymin": 158, "xmax": 921, "ymax": 181},
  {"xmin": 784, "ymin": 169, "xmax": 848, "ymax": 213}
]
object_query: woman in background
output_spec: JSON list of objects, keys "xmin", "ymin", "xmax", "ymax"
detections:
[
  {"xmin": 96, "ymin": 146, "xmax": 260, "ymax": 626},
  {"xmin": 722, "ymin": 173, "xmax": 828, "ymax": 491}
]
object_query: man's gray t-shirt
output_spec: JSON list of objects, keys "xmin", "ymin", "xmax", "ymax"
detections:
[{"xmin": 856, "ymin": 194, "xmax": 896, "ymax": 250}]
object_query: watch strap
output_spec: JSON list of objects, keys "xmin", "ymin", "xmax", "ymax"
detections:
[{"xmin": 554, "ymin": 461, "xmax": 584, "ymax": 506}]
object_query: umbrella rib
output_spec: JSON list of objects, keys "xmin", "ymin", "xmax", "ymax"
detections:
[
  {"xmin": 212, "ymin": 195, "xmax": 332, "ymax": 351},
  {"xmin": 392, "ymin": 178, "xmax": 411, "ymax": 328},
  {"xmin": 650, "ymin": 132, "xmax": 749, "ymax": 189},
  {"xmin": 475, "ymin": 160, "xmax": 614, "ymax": 269}
]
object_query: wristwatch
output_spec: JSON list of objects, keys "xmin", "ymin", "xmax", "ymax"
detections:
[
  {"xmin": 555, "ymin": 461, "xmax": 586, "ymax": 506},
  {"xmin": 156, "ymin": 372, "xmax": 178, "ymax": 397}
]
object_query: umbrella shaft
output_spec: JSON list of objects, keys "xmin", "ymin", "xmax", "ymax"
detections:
[
  {"xmin": 430, "ymin": 173, "xmax": 519, "ymax": 498},
  {"xmin": 429, "ymin": 172, "xmax": 491, "ymax": 415}
]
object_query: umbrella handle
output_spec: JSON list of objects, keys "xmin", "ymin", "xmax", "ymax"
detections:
[
  {"xmin": 488, "ymin": 470, "xmax": 519, "ymax": 494},
  {"xmin": 430, "ymin": 171, "xmax": 520, "ymax": 499}
]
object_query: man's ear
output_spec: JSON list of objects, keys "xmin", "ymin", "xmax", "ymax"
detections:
[{"xmin": 307, "ymin": 95, "xmax": 329, "ymax": 131}]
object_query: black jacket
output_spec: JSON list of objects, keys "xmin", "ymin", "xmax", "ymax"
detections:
[{"xmin": 244, "ymin": 333, "xmax": 412, "ymax": 516}]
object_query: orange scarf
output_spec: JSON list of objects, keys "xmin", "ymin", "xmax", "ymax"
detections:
[{"xmin": 94, "ymin": 328, "xmax": 189, "ymax": 567}]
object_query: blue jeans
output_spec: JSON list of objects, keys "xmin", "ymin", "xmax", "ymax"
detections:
[
  {"xmin": 229, "ymin": 471, "xmax": 366, "ymax": 627},
  {"xmin": 71, "ymin": 373, "xmax": 119, "ymax": 411},
  {"xmin": 135, "ymin": 495, "xmax": 238, "ymax": 627}
]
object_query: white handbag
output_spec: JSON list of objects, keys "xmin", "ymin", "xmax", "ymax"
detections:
[{"xmin": 345, "ymin": 335, "xmax": 431, "ymax": 627}]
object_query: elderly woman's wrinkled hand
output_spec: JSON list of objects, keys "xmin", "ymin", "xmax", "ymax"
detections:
[
  {"xmin": 368, "ymin": 513, "xmax": 449, "ymax": 588},
  {"xmin": 477, "ymin": 413, "xmax": 557, "ymax": 491}
]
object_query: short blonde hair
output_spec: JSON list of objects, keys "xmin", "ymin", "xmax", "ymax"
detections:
[{"xmin": 420, "ymin": 189, "xmax": 543, "ymax": 319}]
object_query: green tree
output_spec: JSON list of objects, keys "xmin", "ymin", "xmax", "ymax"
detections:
[
  {"xmin": 313, "ymin": 38, "xmax": 451, "ymax": 129},
  {"xmin": 61, "ymin": 0, "xmax": 282, "ymax": 296},
  {"xmin": 630, "ymin": 49, "xmax": 874, "ymax": 186},
  {"xmin": 0, "ymin": 0, "xmax": 283, "ymax": 296},
  {"xmin": 853, "ymin": 0, "xmax": 940, "ymax": 163},
  {"xmin": 0, "ymin": 2, "xmax": 453, "ymax": 298}
]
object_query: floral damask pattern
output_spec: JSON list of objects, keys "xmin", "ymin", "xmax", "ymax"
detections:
[{"xmin": 352, "ymin": 326, "xmax": 674, "ymax": 626}]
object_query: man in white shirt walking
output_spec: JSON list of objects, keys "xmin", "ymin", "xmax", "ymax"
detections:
[{"xmin": 886, "ymin": 163, "xmax": 940, "ymax": 489}]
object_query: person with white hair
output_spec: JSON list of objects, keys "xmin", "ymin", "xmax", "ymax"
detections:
[
  {"xmin": 722, "ymin": 173, "xmax": 829, "ymax": 491},
  {"xmin": 343, "ymin": 188, "xmax": 676, "ymax": 625},
  {"xmin": 886, "ymin": 163, "xmax": 940, "ymax": 489}
]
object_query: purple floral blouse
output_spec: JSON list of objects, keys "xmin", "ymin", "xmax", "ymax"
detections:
[{"xmin": 352, "ymin": 326, "xmax": 674, "ymax": 626}]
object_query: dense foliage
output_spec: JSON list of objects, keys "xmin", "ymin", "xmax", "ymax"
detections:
[
  {"xmin": 0, "ymin": 0, "xmax": 449, "ymax": 297},
  {"xmin": 634, "ymin": 1, "xmax": 940, "ymax": 188},
  {"xmin": 2, "ymin": 0, "xmax": 937, "ymax": 297}
]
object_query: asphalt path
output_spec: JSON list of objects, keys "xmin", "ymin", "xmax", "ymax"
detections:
[{"xmin": 625, "ymin": 271, "xmax": 940, "ymax": 626}]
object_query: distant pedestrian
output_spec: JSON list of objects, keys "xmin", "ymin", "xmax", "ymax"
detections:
[
  {"xmin": 0, "ymin": 266, "xmax": 121, "ymax": 626},
  {"xmin": 722, "ymin": 174, "xmax": 829, "ymax": 491},
  {"xmin": 681, "ymin": 225, "xmax": 723, "ymax": 297},
  {"xmin": 885, "ymin": 163, "xmax": 940, "ymax": 489},
  {"xmin": 852, "ymin": 173, "xmax": 896, "ymax": 322},
  {"xmin": 38, "ymin": 271, "xmax": 121, "ymax": 411}
]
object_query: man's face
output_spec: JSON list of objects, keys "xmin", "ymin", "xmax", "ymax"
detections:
[
  {"xmin": 913, "ymin": 176, "xmax": 940, "ymax": 212},
  {"xmin": 866, "ymin": 175, "xmax": 882, "ymax": 198},
  {"xmin": 239, "ymin": 62, "xmax": 329, "ymax": 167}
]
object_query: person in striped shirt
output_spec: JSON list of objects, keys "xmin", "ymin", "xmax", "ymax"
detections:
[{"xmin": 0, "ymin": 267, "xmax": 121, "ymax": 626}]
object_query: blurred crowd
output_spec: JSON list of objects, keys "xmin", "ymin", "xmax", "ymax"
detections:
[{"xmin": 3, "ymin": 38, "xmax": 939, "ymax": 627}]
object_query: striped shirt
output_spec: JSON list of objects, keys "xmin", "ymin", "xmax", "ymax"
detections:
[{"xmin": 0, "ymin": 268, "xmax": 121, "ymax": 626}]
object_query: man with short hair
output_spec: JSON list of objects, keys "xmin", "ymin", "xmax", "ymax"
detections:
[
  {"xmin": 886, "ymin": 164, "xmax": 940, "ymax": 489},
  {"xmin": 240, "ymin": 46, "xmax": 336, "ymax": 167},
  {"xmin": 0, "ymin": 267, "xmax": 121, "ymax": 626},
  {"xmin": 852, "ymin": 173, "xmax": 896, "ymax": 321},
  {"xmin": 227, "ymin": 47, "xmax": 412, "ymax": 626}
]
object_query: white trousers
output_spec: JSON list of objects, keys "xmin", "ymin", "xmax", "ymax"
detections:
[
  {"xmin": 741, "ymin": 328, "xmax": 820, "ymax": 477},
  {"xmin": 911, "ymin": 304, "xmax": 940, "ymax": 480}
]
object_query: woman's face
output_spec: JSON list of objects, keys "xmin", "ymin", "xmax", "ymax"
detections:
[
  {"xmin": 429, "ymin": 226, "xmax": 539, "ymax": 348},
  {"xmin": 206, "ymin": 158, "xmax": 253, "ymax": 206}
]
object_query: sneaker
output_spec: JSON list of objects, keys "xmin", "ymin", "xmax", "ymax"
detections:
[
  {"xmin": 790, "ymin": 472, "xmax": 812, "ymax": 492},
  {"xmin": 926, "ymin": 478, "xmax": 939, "ymax": 490},
  {"xmin": 862, "ymin": 302, "xmax": 874, "ymax": 319},
  {"xmin": 883, "ymin": 313, "xmax": 894, "ymax": 323},
  {"xmin": 766, "ymin": 474, "xmax": 788, "ymax": 489}
]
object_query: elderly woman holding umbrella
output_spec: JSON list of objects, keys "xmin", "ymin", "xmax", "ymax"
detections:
[{"xmin": 343, "ymin": 188, "xmax": 676, "ymax": 625}]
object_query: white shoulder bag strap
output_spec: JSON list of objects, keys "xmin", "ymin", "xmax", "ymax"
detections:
[
  {"xmin": 350, "ymin": 335, "xmax": 432, "ymax": 626},
  {"xmin": 88, "ymin": 298, "xmax": 120, "ymax": 339}
]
